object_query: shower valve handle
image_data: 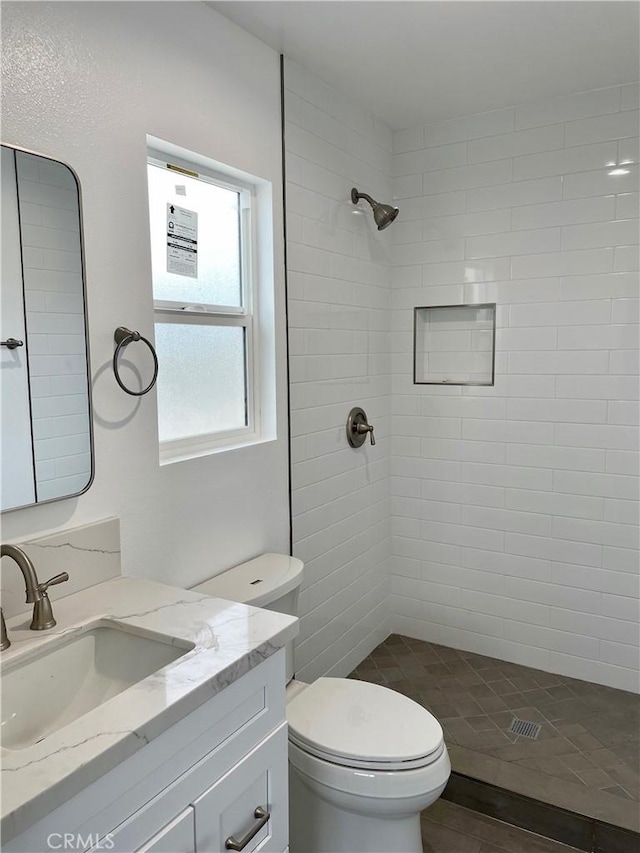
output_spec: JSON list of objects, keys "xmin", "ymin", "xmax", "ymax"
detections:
[
  {"xmin": 355, "ymin": 422, "xmax": 375, "ymax": 445},
  {"xmin": 347, "ymin": 407, "xmax": 376, "ymax": 448}
]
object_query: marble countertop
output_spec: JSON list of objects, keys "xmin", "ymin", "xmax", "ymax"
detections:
[{"xmin": 0, "ymin": 575, "xmax": 298, "ymax": 842}]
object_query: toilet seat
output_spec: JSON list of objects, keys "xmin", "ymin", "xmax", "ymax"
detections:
[
  {"xmin": 289, "ymin": 733, "xmax": 445, "ymax": 771},
  {"xmin": 287, "ymin": 677, "xmax": 444, "ymax": 771}
]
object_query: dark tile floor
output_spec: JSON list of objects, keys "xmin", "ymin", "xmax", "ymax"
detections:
[
  {"xmin": 350, "ymin": 635, "xmax": 640, "ymax": 831},
  {"xmin": 422, "ymin": 800, "xmax": 580, "ymax": 853}
]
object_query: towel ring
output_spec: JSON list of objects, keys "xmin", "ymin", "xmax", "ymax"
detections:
[{"xmin": 113, "ymin": 326, "xmax": 158, "ymax": 396}]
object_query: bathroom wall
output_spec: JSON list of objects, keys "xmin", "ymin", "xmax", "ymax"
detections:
[
  {"xmin": 283, "ymin": 59, "xmax": 392, "ymax": 681},
  {"xmin": 1, "ymin": 2, "xmax": 289, "ymax": 586},
  {"xmin": 389, "ymin": 85, "xmax": 639, "ymax": 692}
]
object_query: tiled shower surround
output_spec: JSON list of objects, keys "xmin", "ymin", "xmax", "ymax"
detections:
[
  {"xmin": 389, "ymin": 85, "xmax": 639, "ymax": 695},
  {"xmin": 284, "ymin": 59, "xmax": 393, "ymax": 682},
  {"xmin": 284, "ymin": 60, "xmax": 639, "ymax": 692}
]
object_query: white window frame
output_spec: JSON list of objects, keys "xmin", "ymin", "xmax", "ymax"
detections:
[{"xmin": 147, "ymin": 152, "xmax": 261, "ymax": 463}]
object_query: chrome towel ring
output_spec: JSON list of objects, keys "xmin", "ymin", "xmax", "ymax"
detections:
[{"xmin": 113, "ymin": 326, "xmax": 158, "ymax": 396}]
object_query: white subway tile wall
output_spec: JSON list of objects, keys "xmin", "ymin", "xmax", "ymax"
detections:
[
  {"xmin": 284, "ymin": 59, "xmax": 392, "ymax": 681},
  {"xmin": 17, "ymin": 152, "xmax": 91, "ymax": 502},
  {"xmin": 391, "ymin": 85, "xmax": 639, "ymax": 692},
  {"xmin": 285, "ymin": 61, "xmax": 639, "ymax": 692}
]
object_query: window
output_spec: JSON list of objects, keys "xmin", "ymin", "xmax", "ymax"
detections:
[{"xmin": 147, "ymin": 149, "xmax": 263, "ymax": 461}]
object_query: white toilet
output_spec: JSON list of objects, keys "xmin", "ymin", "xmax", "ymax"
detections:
[{"xmin": 193, "ymin": 554, "xmax": 450, "ymax": 853}]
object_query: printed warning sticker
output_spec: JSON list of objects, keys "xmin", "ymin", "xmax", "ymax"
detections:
[{"xmin": 166, "ymin": 203, "xmax": 198, "ymax": 278}]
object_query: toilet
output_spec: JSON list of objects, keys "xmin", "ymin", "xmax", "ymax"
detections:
[{"xmin": 193, "ymin": 554, "xmax": 450, "ymax": 853}]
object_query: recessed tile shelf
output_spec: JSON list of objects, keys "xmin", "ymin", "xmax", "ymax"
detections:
[{"xmin": 413, "ymin": 303, "xmax": 496, "ymax": 386}]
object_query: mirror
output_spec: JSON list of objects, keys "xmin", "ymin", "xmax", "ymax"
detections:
[{"xmin": 1, "ymin": 144, "xmax": 93, "ymax": 511}]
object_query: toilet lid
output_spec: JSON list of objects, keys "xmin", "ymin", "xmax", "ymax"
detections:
[{"xmin": 287, "ymin": 678, "xmax": 444, "ymax": 771}]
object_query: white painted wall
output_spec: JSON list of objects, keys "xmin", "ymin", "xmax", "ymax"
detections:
[
  {"xmin": 1, "ymin": 2, "xmax": 289, "ymax": 586},
  {"xmin": 390, "ymin": 85, "xmax": 640, "ymax": 692},
  {"xmin": 283, "ymin": 59, "xmax": 392, "ymax": 681}
]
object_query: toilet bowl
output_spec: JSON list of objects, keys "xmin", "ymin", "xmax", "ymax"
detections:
[
  {"xmin": 289, "ymin": 744, "xmax": 450, "ymax": 853},
  {"xmin": 286, "ymin": 677, "xmax": 450, "ymax": 853},
  {"xmin": 193, "ymin": 555, "xmax": 450, "ymax": 853}
]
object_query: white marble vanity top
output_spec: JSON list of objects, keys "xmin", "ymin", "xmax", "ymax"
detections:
[{"xmin": 0, "ymin": 575, "xmax": 298, "ymax": 841}]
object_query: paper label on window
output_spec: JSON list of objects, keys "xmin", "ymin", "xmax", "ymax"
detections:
[{"xmin": 167, "ymin": 203, "xmax": 197, "ymax": 278}]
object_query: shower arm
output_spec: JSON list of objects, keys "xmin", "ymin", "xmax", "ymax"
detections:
[
  {"xmin": 351, "ymin": 187, "xmax": 378, "ymax": 210},
  {"xmin": 351, "ymin": 189, "xmax": 376, "ymax": 208}
]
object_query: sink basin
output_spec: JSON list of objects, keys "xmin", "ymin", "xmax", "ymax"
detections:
[{"xmin": 1, "ymin": 621, "xmax": 194, "ymax": 750}]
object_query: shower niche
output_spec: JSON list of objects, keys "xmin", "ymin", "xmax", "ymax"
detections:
[{"xmin": 413, "ymin": 303, "xmax": 496, "ymax": 386}]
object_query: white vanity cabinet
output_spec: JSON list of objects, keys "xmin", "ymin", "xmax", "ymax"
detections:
[
  {"xmin": 101, "ymin": 726, "xmax": 288, "ymax": 853},
  {"xmin": 5, "ymin": 651, "xmax": 289, "ymax": 853}
]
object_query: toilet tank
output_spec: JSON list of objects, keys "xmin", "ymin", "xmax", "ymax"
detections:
[{"xmin": 192, "ymin": 554, "xmax": 303, "ymax": 682}]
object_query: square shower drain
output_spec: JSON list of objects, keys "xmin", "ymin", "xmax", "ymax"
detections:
[{"xmin": 508, "ymin": 718, "xmax": 542, "ymax": 740}]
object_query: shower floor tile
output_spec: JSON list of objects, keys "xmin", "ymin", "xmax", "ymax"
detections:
[{"xmin": 350, "ymin": 635, "xmax": 640, "ymax": 832}]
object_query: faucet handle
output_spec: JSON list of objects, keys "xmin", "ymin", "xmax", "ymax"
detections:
[
  {"xmin": 0, "ymin": 608, "xmax": 9, "ymax": 650},
  {"xmin": 37, "ymin": 572, "xmax": 69, "ymax": 593},
  {"xmin": 31, "ymin": 572, "xmax": 69, "ymax": 630}
]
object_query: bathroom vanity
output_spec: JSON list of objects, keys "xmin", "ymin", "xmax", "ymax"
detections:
[{"xmin": 1, "ymin": 576, "xmax": 298, "ymax": 853}]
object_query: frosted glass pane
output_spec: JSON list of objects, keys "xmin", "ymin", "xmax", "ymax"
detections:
[
  {"xmin": 156, "ymin": 323, "xmax": 247, "ymax": 442},
  {"xmin": 148, "ymin": 163, "xmax": 241, "ymax": 306}
]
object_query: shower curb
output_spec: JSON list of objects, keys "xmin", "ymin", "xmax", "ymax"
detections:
[{"xmin": 443, "ymin": 771, "xmax": 640, "ymax": 853}]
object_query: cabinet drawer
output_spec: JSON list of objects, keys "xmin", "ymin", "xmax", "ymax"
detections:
[
  {"xmin": 91, "ymin": 807, "xmax": 195, "ymax": 853},
  {"xmin": 194, "ymin": 723, "xmax": 288, "ymax": 853},
  {"xmin": 137, "ymin": 808, "xmax": 195, "ymax": 853},
  {"xmin": 89, "ymin": 807, "xmax": 195, "ymax": 853}
]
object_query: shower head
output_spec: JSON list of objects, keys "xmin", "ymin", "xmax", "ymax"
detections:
[{"xmin": 351, "ymin": 187, "xmax": 399, "ymax": 231}]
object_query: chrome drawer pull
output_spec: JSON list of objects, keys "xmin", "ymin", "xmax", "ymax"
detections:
[{"xmin": 225, "ymin": 806, "xmax": 270, "ymax": 851}]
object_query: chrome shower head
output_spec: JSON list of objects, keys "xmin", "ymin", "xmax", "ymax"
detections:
[{"xmin": 351, "ymin": 187, "xmax": 399, "ymax": 231}]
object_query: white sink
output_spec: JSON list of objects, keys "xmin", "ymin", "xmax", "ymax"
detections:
[{"xmin": 1, "ymin": 621, "xmax": 194, "ymax": 750}]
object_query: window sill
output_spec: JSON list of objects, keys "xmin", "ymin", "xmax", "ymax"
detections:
[{"xmin": 159, "ymin": 431, "xmax": 276, "ymax": 466}]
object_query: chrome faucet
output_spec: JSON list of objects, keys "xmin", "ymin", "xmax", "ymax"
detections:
[{"xmin": 0, "ymin": 544, "xmax": 69, "ymax": 649}]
